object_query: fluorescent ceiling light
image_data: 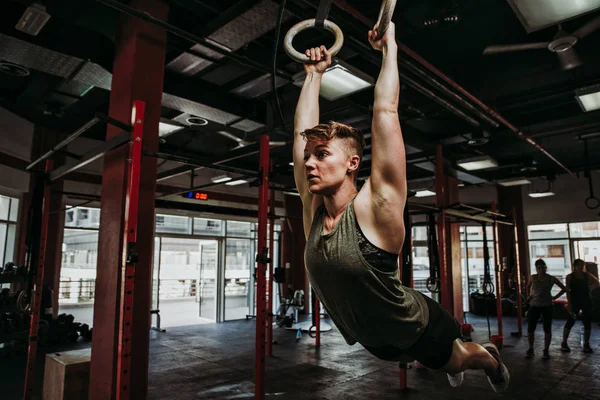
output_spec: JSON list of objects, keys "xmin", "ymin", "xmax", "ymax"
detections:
[
  {"xmin": 506, "ymin": 0, "xmax": 600, "ymax": 33},
  {"xmin": 529, "ymin": 191, "xmax": 555, "ymax": 198},
  {"xmin": 498, "ymin": 177, "xmax": 532, "ymax": 187},
  {"xmin": 225, "ymin": 179, "xmax": 248, "ymax": 186},
  {"xmin": 159, "ymin": 122, "xmax": 184, "ymax": 138},
  {"xmin": 289, "ymin": 162, "xmax": 294, "ymax": 166},
  {"xmin": 576, "ymin": 84, "xmax": 600, "ymax": 112},
  {"xmin": 16, "ymin": 3, "xmax": 51, "ymax": 36},
  {"xmin": 457, "ymin": 155, "xmax": 498, "ymax": 171},
  {"xmin": 293, "ymin": 60, "xmax": 374, "ymax": 101},
  {"xmin": 211, "ymin": 175, "xmax": 232, "ymax": 184},
  {"xmin": 415, "ymin": 190, "xmax": 436, "ymax": 198}
]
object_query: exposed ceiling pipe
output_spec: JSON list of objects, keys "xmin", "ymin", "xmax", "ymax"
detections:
[{"xmin": 331, "ymin": 0, "xmax": 576, "ymax": 178}]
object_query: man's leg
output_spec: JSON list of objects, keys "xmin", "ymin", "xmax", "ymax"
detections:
[{"xmin": 441, "ymin": 339, "xmax": 498, "ymax": 377}]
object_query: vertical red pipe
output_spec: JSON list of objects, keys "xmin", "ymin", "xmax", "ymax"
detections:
[
  {"xmin": 491, "ymin": 204, "xmax": 503, "ymax": 338},
  {"xmin": 438, "ymin": 210, "xmax": 451, "ymax": 311},
  {"xmin": 116, "ymin": 100, "xmax": 145, "ymax": 400},
  {"xmin": 23, "ymin": 160, "xmax": 52, "ymax": 400},
  {"xmin": 255, "ymin": 135, "xmax": 270, "ymax": 400},
  {"xmin": 314, "ymin": 296, "xmax": 321, "ymax": 347},
  {"xmin": 266, "ymin": 187, "xmax": 275, "ymax": 356},
  {"xmin": 513, "ymin": 208, "xmax": 524, "ymax": 337}
]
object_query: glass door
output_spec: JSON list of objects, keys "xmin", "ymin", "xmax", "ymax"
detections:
[
  {"xmin": 198, "ymin": 240, "xmax": 218, "ymax": 320},
  {"xmin": 224, "ymin": 238, "xmax": 254, "ymax": 321},
  {"xmin": 157, "ymin": 237, "xmax": 218, "ymax": 327}
]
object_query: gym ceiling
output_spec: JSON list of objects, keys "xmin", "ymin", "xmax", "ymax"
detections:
[{"xmin": 1, "ymin": 0, "xmax": 600, "ymax": 195}]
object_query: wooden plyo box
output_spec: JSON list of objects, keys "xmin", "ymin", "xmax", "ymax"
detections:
[{"xmin": 43, "ymin": 348, "xmax": 91, "ymax": 400}]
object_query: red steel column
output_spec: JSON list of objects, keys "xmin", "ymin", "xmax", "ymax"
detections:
[
  {"xmin": 255, "ymin": 135, "xmax": 270, "ymax": 400},
  {"xmin": 28, "ymin": 127, "xmax": 65, "ymax": 319},
  {"xmin": 23, "ymin": 160, "xmax": 52, "ymax": 400},
  {"xmin": 434, "ymin": 144, "xmax": 463, "ymax": 321},
  {"xmin": 513, "ymin": 208, "xmax": 524, "ymax": 337},
  {"xmin": 266, "ymin": 187, "xmax": 275, "ymax": 356},
  {"xmin": 89, "ymin": 2, "xmax": 167, "ymax": 399},
  {"xmin": 491, "ymin": 203, "xmax": 503, "ymax": 338},
  {"xmin": 116, "ymin": 101, "xmax": 146, "ymax": 400}
]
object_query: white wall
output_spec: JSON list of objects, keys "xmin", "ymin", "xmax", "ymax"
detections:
[
  {"xmin": 0, "ymin": 107, "xmax": 34, "ymax": 192},
  {"xmin": 0, "ymin": 107, "xmax": 34, "ymax": 161}
]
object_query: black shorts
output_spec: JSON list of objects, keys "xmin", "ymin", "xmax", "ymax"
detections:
[
  {"xmin": 527, "ymin": 305, "xmax": 553, "ymax": 333},
  {"xmin": 362, "ymin": 292, "xmax": 462, "ymax": 370}
]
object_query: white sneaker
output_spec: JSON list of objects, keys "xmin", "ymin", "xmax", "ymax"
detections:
[
  {"xmin": 447, "ymin": 371, "xmax": 464, "ymax": 387},
  {"xmin": 482, "ymin": 343, "xmax": 510, "ymax": 393}
]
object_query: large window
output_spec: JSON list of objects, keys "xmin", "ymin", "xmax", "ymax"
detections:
[
  {"xmin": 527, "ymin": 220, "xmax": 600, "ymax": 299},
  {"xmin": 0, "ymin": 195, "xmax": 19, "ymax": 267},
  {"xmin": 411, "ymin": 225, "xmax": 431, "ymax": 297}
]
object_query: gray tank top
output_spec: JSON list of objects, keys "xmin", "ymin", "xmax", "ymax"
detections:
[
  {"xmin": 530, "ymin": 274, "xmax": 554, "ymax": 307},
  {"xmin": 304, "ymin": 198, "xmax": 429, "ymax": 348}
]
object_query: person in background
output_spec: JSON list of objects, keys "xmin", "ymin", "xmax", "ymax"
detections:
[
  {"xmin": 561, "ymin": 259, "xmax": 600, "ymax": 353},
  {"xmin": 525, "ymin": 259, "xmax": 567, "ymax": 359}
]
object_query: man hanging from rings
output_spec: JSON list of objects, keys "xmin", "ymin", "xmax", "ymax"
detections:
[{"xmin": 292, "ymin": 21, "xmax": 510, "ymax": 392}]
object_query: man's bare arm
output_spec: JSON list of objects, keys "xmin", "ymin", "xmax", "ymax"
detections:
[
  {"xmin": 367, "ymin": 23, "xmax": 406, "ymax": 205},
  {"xmin": 293, "ymin": 46, "xmax": 330, "ymax": 237}
]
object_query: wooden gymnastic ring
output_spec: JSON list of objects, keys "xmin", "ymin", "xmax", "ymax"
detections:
[
  {"xmin": 284, "ymin": 18, "xmax": 344, "ymax": 64},
  {"xmin": 373, "ymin": 0, "xmax": 397, "ymax": 41}
]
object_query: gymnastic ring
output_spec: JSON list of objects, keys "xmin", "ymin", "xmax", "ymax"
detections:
[
  {"xmin": 373, "ymin": 0, "xmax": 398, "ymax": 41},
  {"xmin": 308, "ymin": 325, "xmax": 318, "ymax": 338},
  {"xmin": 284, "ymin": 19, "xmax": 344, "ymax": 64},
  {"xmin": 426, "ymin": 277, "xmax": 440, "ymax": 293},
  {"xmin": 585, "ymin": 196, "xmax": 600, "ymax": 210}
]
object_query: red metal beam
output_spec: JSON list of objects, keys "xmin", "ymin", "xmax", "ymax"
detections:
[
  {"xmin": 116, "ymin": 100, "xmax": 145, "ymax": 400},
  {"xmin": 513, "ymin": 208, "xmax": 524, "ymax": 337},
  {"xmin": 491, "ymin": 203, "xmax": 503, "ymax": 338},
  {"xmin": 89, "ymin": 1, "xmax": 167, "ymax": 398},
  {"xmin": 435, "ymin": 145, "xmax": 452, "ymax": 312},
  {"xmin": 266, "ymin": 186, "xmax": 275, "ymax": 357},
  {"xmin": 23, "ymin": 160, "xmax": 52, "ymax": 400},
  {"xmin": 255, "ymin": 135, "xmax": 270, "ymax": 400}
]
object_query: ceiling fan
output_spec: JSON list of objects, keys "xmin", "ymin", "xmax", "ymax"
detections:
[{"xmin": 483, "ymin": 15, "xmax": 600, "ymax": 70}]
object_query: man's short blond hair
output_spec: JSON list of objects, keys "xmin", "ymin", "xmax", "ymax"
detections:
[{"xmin": 301, "ymin": 121, "xmax": 366, "ymax": 159}]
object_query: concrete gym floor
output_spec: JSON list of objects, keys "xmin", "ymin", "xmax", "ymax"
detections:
[{"xmin": 1, "ymin": 314, "xmax": 599, "ymax": 399}]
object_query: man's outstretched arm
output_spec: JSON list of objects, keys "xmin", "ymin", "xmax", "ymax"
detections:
[
  {"xmin": 293, "ymin": 46, "xmax": 330, "ymax": 237},
  {"xmin": 367, "ymin": 23, "xmax": 406, "ymax": 205}
]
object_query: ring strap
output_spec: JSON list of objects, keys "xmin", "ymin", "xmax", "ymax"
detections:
[{"xmin": 316, "ymin": 0, "xmax": 333, "ymax": 28}]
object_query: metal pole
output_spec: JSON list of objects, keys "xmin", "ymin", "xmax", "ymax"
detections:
[
  {"xmin": 23, "ymin": 160, "xmax": 52, "ymax": 400},
  {"xmin": 314, "ymin": 295, "xmax": 321, "ymax": 347},
  {"xmin": 26, "ymin": 118, "xmax": 100, "ymax": 171},
  {"xmin": 513, "ymin": 208, "xmax": 523, "ymax": 337},
  {"xmin": 266, "ymin": 187, "xmax": 275, "ymax": 356},
  {"xmin": 491, "ymin": 204, "xmax": 503, "ymax": 338},
  {"xmin": 116, "ymin": 100, "xmax": 146, "ymax": 400},
  {"xmin": 439, "ymin": 210, "xmax": 452, "ymax": 311},
  {"xmin": 465, "ymin": 223, "xmax": 470, "ymax": 311},
  {"xmin": 254, "ymin": 135, "xmax": 270, "ymax": 400}
]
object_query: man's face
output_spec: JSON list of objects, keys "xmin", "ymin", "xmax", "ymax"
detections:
[
  {"xmin": 574, "ymin": 263, "xmax": 584, "ymax": 272},
  {"xmin": 303, "ymin": 138, "xmax": 358, "ymax": 195}
]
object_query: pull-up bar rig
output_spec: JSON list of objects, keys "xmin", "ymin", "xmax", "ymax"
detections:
[
  {"xmin": 408, "ymin": 202, "xmax": 524, "ymax": 340},
  {"xmin": 23, "ymin": 102, "xmax": 141, "ymax": 400},
  {"xmin": 22, "ymin": 101, "xmax": 280, "ymax": 400}
]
